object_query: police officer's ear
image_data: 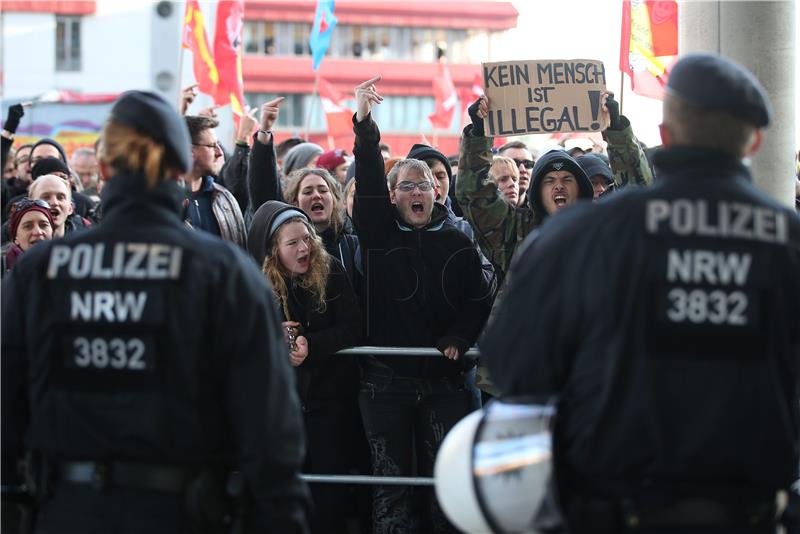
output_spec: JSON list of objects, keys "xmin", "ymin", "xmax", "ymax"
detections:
[
  {"xmin": 658, "ymin": 123, "xmax": 673, "ymax": 147},
  {"xmin": 744, "ymin": 129, "xmax": 763, "ymax": 157},
  {"xmin": 99, "ymin": 160, "xmax": 112, "ymax": 182}
]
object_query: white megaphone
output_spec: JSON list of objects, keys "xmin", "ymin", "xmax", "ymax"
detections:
[{"xmin": 434, "ymin": 400, "xmax": 555, "ymax": 533}]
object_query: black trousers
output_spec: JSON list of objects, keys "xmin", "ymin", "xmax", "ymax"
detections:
[
  {"xmin": 359, "ymin": 368, "xmax": 473, "ymax": 534},
  {"xmin": 303, "ymin": 398, "xmax": 366, "ymax": 534},
  {"xmin": 34, "ymin": 484, "xmax": 196, "ymax": 534}
]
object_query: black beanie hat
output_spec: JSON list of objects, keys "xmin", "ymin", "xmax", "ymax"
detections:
[
  {"xmin": 247, "ymin": 200, "xmax": 310, "ymax": 267},
  {"xmin": 576, "ymin": 153, "xmax": 613, "ymax": 184},
  {"xmin": 31, "ymin": 157, "xmax": 71, "ymax": 180},
  {"xmin": 31, "ymin": 137, "xmax": 68, "ymax": 163},
  {"xmin": 110, "ymin": 90, "xmax": 193, "ymax": 173},
  {"xmin": 406, "ymin": 144, "xmax": 452, "ymax": 181},
  {"xmin": 529, "ymin": 149, "xmax": 593, "ymax": 217}
]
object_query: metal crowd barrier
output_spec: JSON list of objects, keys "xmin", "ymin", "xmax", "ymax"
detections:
[
  {"xmin": 336, "ymin": 345, "xmax": 480, "ymax": 358},
  {"xmin": 300, "ymin": 345, "xmax": 481, "ymax": 487}
]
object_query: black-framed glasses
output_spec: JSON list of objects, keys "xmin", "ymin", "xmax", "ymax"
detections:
[
  {"xmin": 513, "ymin": 159, "xmax": 535, "ymax": 169},
  {"xmin": 10, "ymin": 198, "xmax": 50, "ymax": 216},
  {"xmin": 192, "ymin": 141, "xmax": 219, "ymax": 149},
  {"xmin": 396, "ymin": 181, "xmax": 434, "ymax": 192}
]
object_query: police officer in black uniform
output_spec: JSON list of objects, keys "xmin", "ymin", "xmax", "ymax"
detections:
[
  {"xmin": 481, "ymin": 53, "xmax": 800, "ymax": 533},
  {"xmin": 1, "ymin": 91, "xmax": 310, "ymax": 533}
]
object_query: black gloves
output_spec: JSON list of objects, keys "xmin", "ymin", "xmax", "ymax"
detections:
[
  {"xmin": 467, "ymin": 98, "xmax": 485, "ymax": 137},
  {"xmin": 4, "ymin": 104, "xmax": 25, "ymax": 134},
  {"xmin": 605, "ymin": 95, "xmax": 624, "ymax": 131}
]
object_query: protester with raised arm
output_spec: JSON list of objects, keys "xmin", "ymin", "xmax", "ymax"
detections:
[{"xmin": 352, "ymin": 76, "xmax": 491, "ymax": 533}]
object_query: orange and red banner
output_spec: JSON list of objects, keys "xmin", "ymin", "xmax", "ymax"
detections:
[
  {"xmin": 182, "ymin": 0, "xmax": 219, "ymax": 98},
  {"xmin": 213, "ymin": 0, "xmax": 245, "ymax": 117},
  {"xmin": 620, "ymin": 0, "xmax": 678, "ymax": 100}
]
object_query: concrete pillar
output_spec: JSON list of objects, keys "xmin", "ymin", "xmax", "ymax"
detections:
[{"xmin": 679, "ymin": 0, "xmax": 796, "ymax": 207}]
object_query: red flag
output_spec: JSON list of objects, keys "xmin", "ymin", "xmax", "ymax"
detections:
[
  {"xmin": 458, "ymin": 73, "xmax": 483, "ymax": 127},
  {"xmin": 318, "ymin": 77, "xmax": 352, "ymax": 137},
  {"xmin": 458, "ymin": 73, "xmax": 483, "ymax": 111},
  {"xmin": 182, "ymin": 0, "xmax": 219, "ymax": 98},
  {"xmin": 620, "ymin": 0, "xmax": 678, "ymax": 100},
  {"xmin": 428, "ymin": 62, "xmax": 457, "ymax": 130},
  {"xmin": 213, "ymin": 0, "xmax": 245, "ymax": 116}
]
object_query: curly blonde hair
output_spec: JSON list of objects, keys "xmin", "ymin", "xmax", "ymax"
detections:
[
  {"xmin": 283, "ymin": 168, "xmax": 345, "ymax": 235},
  {"xmin": 262, "ymin": 216, "xmax": 330, "ymax": 319}
]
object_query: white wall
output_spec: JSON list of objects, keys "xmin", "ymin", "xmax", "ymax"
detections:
[
  {"xmin": 55, "ymin": 1, "xmax": 152, "ymax": 94},
  {"xmin": 1, "ymin": 1, "xmax": 159, "ymax": 99},
  {"xmin": 2, "ymin": 13, "xmax": 58, "ymax": 99}
]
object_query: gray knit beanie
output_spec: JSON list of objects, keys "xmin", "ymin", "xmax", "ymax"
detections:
[{"xmin": 283, "ymin": 143, "xmax": 324, "ymax": 176}]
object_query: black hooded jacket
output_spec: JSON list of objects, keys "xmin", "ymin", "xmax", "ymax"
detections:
[
  {"xmin": 247, "ymin": 200, "xmax": 363, "ymax": 412},
  {"xmin": 353, "ymin": 114, "xmax": 491, "ymax": 379},
  {"xmin": 528, "ymin": 149, "xmax": 593, "ymax": 220}
]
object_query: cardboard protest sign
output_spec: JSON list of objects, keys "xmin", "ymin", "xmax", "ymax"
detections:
[{"xmin": 482, "ymin": 59, "xmax": 609, "ymax": 136}]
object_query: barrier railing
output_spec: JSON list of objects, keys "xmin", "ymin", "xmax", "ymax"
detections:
[
  {"xmin": 299, "ymin": 345, "xmax": 481, "ymax": 486},
  {"xmin": 336, "ymin": 346, "xmax": 480, "ymax": 358}
]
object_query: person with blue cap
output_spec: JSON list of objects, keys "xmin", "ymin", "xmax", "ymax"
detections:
[
  {"xmin": 2, "ymin": 90, "xmax": 310, "ymax": 533},
  {"xmin": 481, "ymin": 53, "xmax": 800, "ymax": 532}
]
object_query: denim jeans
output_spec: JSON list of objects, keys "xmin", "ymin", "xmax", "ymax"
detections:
[{"xmin": 359, "ymin": 362, "xmax": 473, "ymax": 534}]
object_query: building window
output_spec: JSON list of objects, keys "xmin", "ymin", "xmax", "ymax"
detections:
[
  {"xmin": 56, "ymin": 16, "xmax": 82, "ymax": 71},
  {"xmin": 244, "ymin": 20, "xmax": 471, "ymax": 63}
]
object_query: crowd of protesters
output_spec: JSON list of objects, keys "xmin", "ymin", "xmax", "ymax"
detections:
[{"xmin": 2, "ymin": 73, "xmax": 800, "ymax": 534}]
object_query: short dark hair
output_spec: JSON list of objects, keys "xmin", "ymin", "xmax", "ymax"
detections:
[
  {"xmin": 184, "ymin": 116, "xmax": 220, "ymax": 144},
  {"xmin": 663, "ymin": 94, "xmax": 756, "ymax": 158},
  {"xmin": 276, "ymin": 137, "xmax": 306, "ymax": 160},
  {"xmin": 498, "ymin": 140, "xmax": 528, "ymax": 153}
]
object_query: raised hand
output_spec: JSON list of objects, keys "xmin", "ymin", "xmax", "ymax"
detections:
[
  {"xmin": 467, "ymin": 95, "xmax": 489, "ymax": 136},
  {"xmin": 260, "ymin": 96, "xmax": 285, "ymax": 131},
  {"xmin": 237, "ymin": 105, "xmax": 259, "ymax": 143},
  {"xmin": 600, "ymin": 90, "xmax": 621, "ymax": 131},
  {"xmin": 180, "ymin": 84, "xmax": 198, "ymax": 115},
  {"xmin": 354, "ymin": 76, "xmax": 383, "ymax": 123}
]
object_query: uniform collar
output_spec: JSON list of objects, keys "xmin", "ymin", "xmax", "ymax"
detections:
[
  {"xmin": 653, "ymin": 146, "xmax": 751, "ymax": 180},
  {"xmin": 100, "ymin": 172, "xmax": 186, "ymax": 220}
]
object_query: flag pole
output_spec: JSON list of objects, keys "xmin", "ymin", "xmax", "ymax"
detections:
[
  {"xmin": 176, "ymin": 46, "xmax": 187, "ymax": 112},
  {"xmin": 305, "ymin": 71, "xmax": 320, "ymax": 140},
  {"xmin": 619, "ymin": 72, "xmax": 625, "ymax": 116}
]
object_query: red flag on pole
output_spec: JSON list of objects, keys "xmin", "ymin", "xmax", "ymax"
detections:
[
  {"xmin": 458, "ymin": 73, "xmax": 483, "ymax": 127},
  {"xmin": 182, "ymin": 0, "xmax": 220, "ymax": 98},
  {"xmin": 620, "ymin": 0, "xmax": 678, "ymax": 100},
  {"xmin": 318, "ymin": 77, "xmax": 352, "ymax": 138},
  {"xmin": 213, "ymin": 0, "xmax": 245, "ymax": 116},
  {"xmin": 428, "ymin": 61, "xmax": 457, "ymax": 130},
  {"xmin": 458, "ymin": 73, "xmax": 483, "ymax": 111}
]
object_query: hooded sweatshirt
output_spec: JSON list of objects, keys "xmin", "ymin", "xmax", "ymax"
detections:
[
  {"xmin": 247, "ymin": 200, "xmax": 362, "ymax": 412},
  {"xmin": 528, "ymin": 149, "xmax": 593, "ymax": 220},
  {"xmin": 353, "ymin": 114, "xmax": 491, "ymax": 379}
]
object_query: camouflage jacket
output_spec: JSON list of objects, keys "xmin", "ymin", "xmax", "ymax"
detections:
[
  {"xmin": 603, "ymin": 116, "xmax": 654, "ymax": 188},
  {"xmin": 455, "ymin": 125, "xmax": 540, "ymax": 278}
]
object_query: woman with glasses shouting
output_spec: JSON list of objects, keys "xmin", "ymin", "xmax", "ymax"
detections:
[{"xmin": 1, "ymin": 197, "xmax": 54, "ymax": 272}]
